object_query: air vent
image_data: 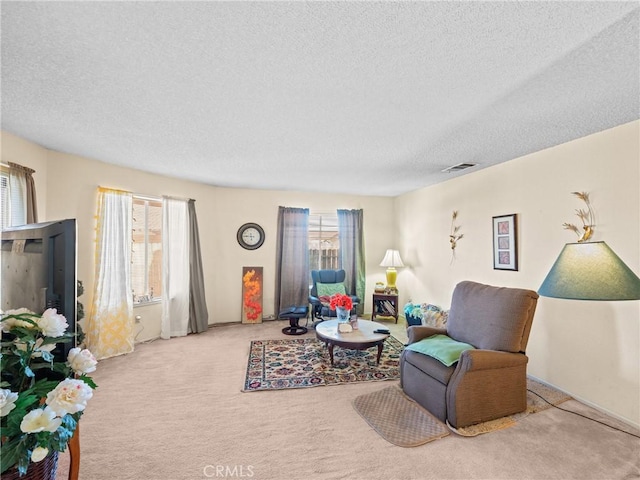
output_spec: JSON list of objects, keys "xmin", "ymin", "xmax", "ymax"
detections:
[{"xmin": 442, "ymin": 162, "xmax": 477, "ymax": 173}]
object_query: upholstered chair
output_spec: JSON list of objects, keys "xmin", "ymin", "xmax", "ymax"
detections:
[
  {"xmin": 400, "ymin": 281, "xmax": 539, "ymax": 428},
  {"xmin": 308, "ymin": 269, "xmax": 360, "ymax": 320}
]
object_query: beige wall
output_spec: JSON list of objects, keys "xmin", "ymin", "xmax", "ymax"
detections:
[
  {"xmin": 3, "ymin": 121, "xmax": 638, "ymax": 426},
  {"xmin": 1, "ymin": 130, "xmax": 395, "ymax": 341},
  {"xmin": 394, "ymin": 120, "xmax": 640, "ymax": 426}
]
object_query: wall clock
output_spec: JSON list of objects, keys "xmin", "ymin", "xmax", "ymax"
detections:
[{"xmin": 237, "ymin": 223, "xmax": 265, "ymax": 250}]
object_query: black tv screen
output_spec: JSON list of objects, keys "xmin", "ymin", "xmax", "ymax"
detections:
[{"xmin": 1, "ymin": 219, "xmax": 77, "ymax": 355}]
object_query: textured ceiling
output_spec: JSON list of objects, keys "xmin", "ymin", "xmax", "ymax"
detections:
[{"xmin": 1, "ymin": 2, "xmax": 639, "ymax": 197}]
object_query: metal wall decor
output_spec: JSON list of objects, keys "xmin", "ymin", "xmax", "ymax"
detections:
[
  {"xmin": 449, "ymin": 210, "xmax": 463, "ymax": 264},
  {"xmin": 562, "ymin": 192, "xmax": 595, "ymax": 242}
]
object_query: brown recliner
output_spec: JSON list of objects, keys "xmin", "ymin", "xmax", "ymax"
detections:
[{"xmin": 400, "ymin": 281, "xmax": 539, "ymax": 428}]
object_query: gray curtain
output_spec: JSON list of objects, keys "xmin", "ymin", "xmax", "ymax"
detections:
[
  {"xmin": 188, "ymin": 199, "xmax": 209, "ymax": 333},
  {"xmin": 338, "ymin": 209, "xmax": 366, "ymax": 315},
  {"xmin": 275, "ymin": 207, "xmax": 309, "ymax": 314},
  {"xmin": 8, "ymin": 162, "xmax": 37, "ymax": 224}
]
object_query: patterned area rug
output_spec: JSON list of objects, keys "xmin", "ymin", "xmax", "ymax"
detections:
[
  {"xmin": 242, "ymin": 336, "xmax": 403, "ymax": 392},
  {"xmin": 353, "ymin": 385, "xmax": 449, "ymax": 447}
]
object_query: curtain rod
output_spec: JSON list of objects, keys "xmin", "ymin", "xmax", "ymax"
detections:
[
  {"xmin": 98, "ymin": 187, "xmax": 194, "ymax": 202},
  {"xmin": 2, "ymin": 162, "xmax": 36, "ymax": 174},
  {"xmin": 98, "ymin": 186, "xmax": 132, "ymax": 195},
  {"xmin": 163, "ymin": 194, "xmax": 194, "ymax": 202}
]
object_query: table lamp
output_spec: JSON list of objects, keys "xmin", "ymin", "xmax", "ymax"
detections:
[
  {"xmin": 380, "ymin": 249, "xmax": 404, "ymax": 294},
  {"xmin": 538, "ymin": 241, "xmax": 640, "ymax": 300}
]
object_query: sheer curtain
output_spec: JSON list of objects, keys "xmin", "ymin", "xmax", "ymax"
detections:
[
  {"xmin": 275, "ymin": 207, "xmax": 309, "ymax": 314},
  {"xmin": 8, "ymin": 162, "xmax": 37, "ymax": 225},
  {"xmin": 161, "ymin": 196, "xmax": 190, "ymax": 339},
  {"xmin": 86, "ymin": 188, "xmax": 134, "ymax": 360},
  {"xmin": 338, "ymin": 209, "xmax": 366, "ymax": 315},
  {"xmin": 188, "ymin": 199, "xmax": 209, "ymax": 333}
]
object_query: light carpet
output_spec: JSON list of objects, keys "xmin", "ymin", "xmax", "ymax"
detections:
[
  {"xmin": 53, "ymin": 322, "xmax": 639, "ymax": 480},
  {"xmin": 242, "ymin": 336, "xmax": 403, "ymax": 391}
]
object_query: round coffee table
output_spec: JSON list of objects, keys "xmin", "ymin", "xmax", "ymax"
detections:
[{"xmin": 315, "ymin": 319, "xmax": 390, "ymax": 366}]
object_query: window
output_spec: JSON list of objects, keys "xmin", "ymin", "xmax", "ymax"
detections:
[
  {"xmin": 131, "ymin": 196, "xmax": 162, "ymax": 305},
  {"xmin": 0, "ymin": 171, "xmax": 9, "ymax": 230},
  {"xmin": 309, "ymin": 213, "xmax": 340, "ymax": 273},
  {"xmin": 0, "ymin": 166, "xmax": 25, "ymax": 229}
]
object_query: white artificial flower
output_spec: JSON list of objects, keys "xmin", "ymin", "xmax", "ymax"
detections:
[
  {"xmin": 31, "ymin": 446, "xmax": 49, "ymax": 463},
  {"xmin": 0, "ymin": 308, "xmax": 36, "ymax": 333},
  {"xmin": 67, "ymin": 348, "xmax": 97, "ymax": 374},
  {"xmin": 36, "ymin": 309, "xmax": 68, "ymax": 338},
  {"xmin": 45, "ymin": 379, "xmax": 93, "ymax": 416},
  {"xmin": 14, "ymin": 338, "xmax": 57, "ymax": 358},
  {"xmin": 0, "ymin": 389, "xmax": 19, "ymax": 417},
  {"xmin": 2, "ymin": 307, "xmax": 34, "ymax": 316},
  {"xmin": 20, "ymin": 407, "xmax": 62, "ymax": 433}
]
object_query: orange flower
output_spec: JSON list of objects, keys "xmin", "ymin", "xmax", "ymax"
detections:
[{"xmin": 329, "ymin": 293, "xmax": 353, "ymax": 311}]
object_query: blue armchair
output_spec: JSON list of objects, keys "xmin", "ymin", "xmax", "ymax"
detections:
[{"xmin": 308, "ymin": 269, "xmax": 360, "ymax": 321}]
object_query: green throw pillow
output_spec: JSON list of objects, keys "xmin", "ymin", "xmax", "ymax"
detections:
[
  {"xmin": 316, "ymin": 282, "xmax": 347, "ymax": 298},
  {"xmin": 406, "ymin": 334, "xmax": 475, "ymax": 367}
]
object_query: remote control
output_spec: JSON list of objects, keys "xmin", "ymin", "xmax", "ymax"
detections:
[{"xmin": 374, "ymin": 329, "xmax": 390, "ymax": 334}]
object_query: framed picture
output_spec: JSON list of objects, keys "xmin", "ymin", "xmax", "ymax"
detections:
[{"xmin": 492, "ymin": 214, "xmax": 518, "ymax": 271}]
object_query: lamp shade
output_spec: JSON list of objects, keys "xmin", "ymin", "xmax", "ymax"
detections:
[
  {"xmin": 538, "ymin": 241, "xmax": 640, "ymax": 300},
  {"xmin": 380, "ymin": 249, "xmax": 404, "ymax": 268}
]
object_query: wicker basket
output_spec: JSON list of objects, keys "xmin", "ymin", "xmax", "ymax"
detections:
[{"xmin": 2, "ymin": 451, "xmax": 58, "ymax": 480}]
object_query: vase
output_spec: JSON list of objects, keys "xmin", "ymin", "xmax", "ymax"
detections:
[
  {"xmin": 335, "ymin": 306, "xmax": 349, "ymax": 322},
  {"xmin": 3, "ymin": 451, "xmax": 58, "ymax": 480}
]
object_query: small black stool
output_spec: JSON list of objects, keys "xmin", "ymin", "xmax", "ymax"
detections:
[{"xmin": 279, "ymin": 306, "xmax": 309, "ymax": 335}]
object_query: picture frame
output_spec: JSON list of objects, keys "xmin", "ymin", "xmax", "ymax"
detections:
[{"xmin": 492, "ymin": 214, "xmax": 518, "ymax": 271}]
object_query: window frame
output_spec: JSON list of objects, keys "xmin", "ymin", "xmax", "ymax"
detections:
[
  {"xmin": 308, "ymin": 212, "xmax": 340, "ymax": 276},
  {"xmin": 131, "ymin": 194, "xmax": 163, "ymax": 307}
]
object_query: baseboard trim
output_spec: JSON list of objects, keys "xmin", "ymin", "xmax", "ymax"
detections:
[{"xmin": 528, "ymin": 374, "xmax": 639, "ymax": 430}]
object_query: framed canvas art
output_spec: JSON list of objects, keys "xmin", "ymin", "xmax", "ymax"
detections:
[
  {"xmin": 492, "ymin": 214, "xmax": 518, "ymax": 271},
  {"xmin": 242, "ymin": 266, "xmax": 263, "ymax": 323}
]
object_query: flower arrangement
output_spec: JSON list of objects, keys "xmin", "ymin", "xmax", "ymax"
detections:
[
  {"xmin": 329, "ymin": 293, "xmax": 353, "ymax": 311},
  {"xmin": 0, "ymin": 308, "xmax": 97, "ymax": 477}
]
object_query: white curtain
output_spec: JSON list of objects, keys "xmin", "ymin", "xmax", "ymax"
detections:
[
  {"xmin": 161, "ymin": 196, "xmax": 190, "ymax": 339},
  {"xmin": 86, "ymin": 188, "xmax": 134, "ymax": 360}
]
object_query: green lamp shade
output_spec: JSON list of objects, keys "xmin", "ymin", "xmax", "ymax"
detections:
[{"xmin": 538, "ymin": 241, "xmax": 640, "ymax": 300}]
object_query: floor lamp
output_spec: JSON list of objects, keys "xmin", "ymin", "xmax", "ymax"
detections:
[{"xmin": 538, "ymin": 241, "xmax": 640, "ymax": 300}]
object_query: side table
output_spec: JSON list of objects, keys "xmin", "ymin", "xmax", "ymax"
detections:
[{"xmin": 372, "ymin": 293, "xmax": 399, "ymax": 323}]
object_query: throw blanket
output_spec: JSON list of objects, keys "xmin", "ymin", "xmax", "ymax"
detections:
[{"xmin": 405, "ymin": 334, "xmax": 475, "ymax": 366}]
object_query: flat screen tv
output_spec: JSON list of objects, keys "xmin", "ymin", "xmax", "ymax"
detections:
[{"xmin": 1, "ymin": 219, "xmax": 77, "ymax": 356}]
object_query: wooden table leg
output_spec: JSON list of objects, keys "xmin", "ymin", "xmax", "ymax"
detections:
[
  {"xmin": 328, "ymin": 344, "xmax": 335, "ymax": 366},
  {"xmin": 376, "ymin": 343, "xmax": 383, "ymax": 365},
  {"xmin": 68, "ymin": 422, "xmax": 80, "ymax": 480}
]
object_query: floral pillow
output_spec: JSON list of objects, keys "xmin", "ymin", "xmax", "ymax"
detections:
[
  {"xmin": 404, "ymin": 302, "xmax": 449, "ymax": 328},
  {"xmin": 423, "ymin": 305, "xmax": 448, "ymax": 328}
]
